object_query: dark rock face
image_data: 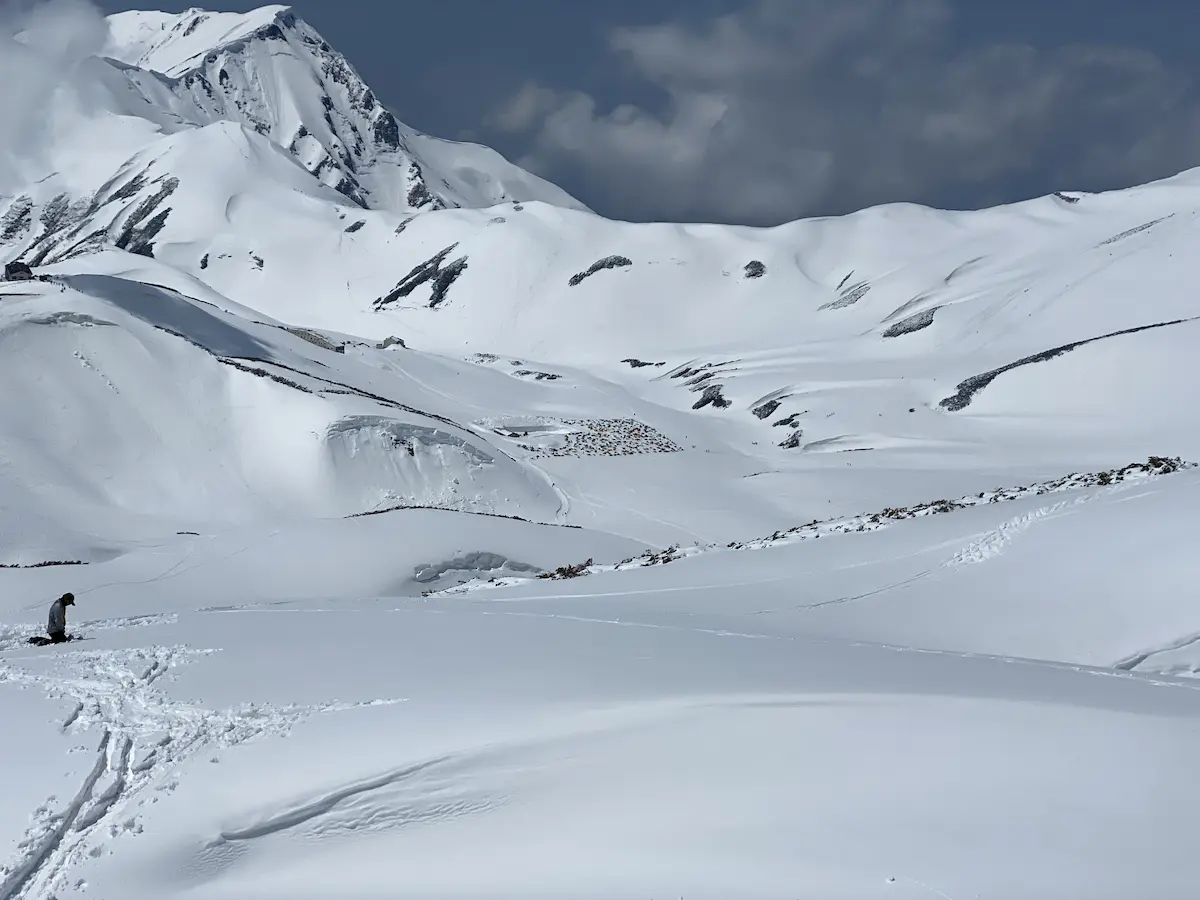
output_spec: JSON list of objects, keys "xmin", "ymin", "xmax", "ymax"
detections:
[
  {"xmin": 373, "ymin": 111, "xmax": 401, "ymax": 150},
  {"xmin": 344, "ymin": 220, "xmax": 366, "ymax": 233},
  {"xmin": 182, "ymin": 13, "xmax": 207, "ymax": 37},
  {"xmin": 882, "ymin": 306, "xmax": 937, "ymax": 338},
  {"xmin": 621, "ymin": 358, "xmax": 666, "ymax": 368},
  {"xmin": 374, "ymin": 243, "xmax": 469, "ymax": 310},
  {"xmin": 744, "ymin": 260, "xmax": 766, "ymax": 279},
  {"xmin": 114, "ymin": 177, "xmax": 179, "ymax": 257},
  {"xmin": 939, "ymin": 316, "xmax": 1199, "ymax": 411},
  {"xmin": 752, "ymin": 399, "xmax": 781, "ymax": 419},
  {"xmin": 692, "ymin": 384, "xmax": 731, "ymax": 410},
  {"xmin": 405, "ymin": 163, "xmax": 442, "ymax": 210},
  {"xmin": 1098, "ymin": 214, "xmax": 1172, "ymax": 247},
  {"xmin": 200, "ymin": 253, "xmax": 210, "ymax": 270},
  {"xmin": 820, "ymin": 279, "xmax": 871, "ymax": 311},
  {"xmin": 773, "ymin": 412, "xmax": 803, "ymax": 428},
  {"xmin": 514, "ymin": 369, "xmax": 561, "ymax": 381},
  {"xmin": 1, "ymin": 196, "xmax": 33, "ymax": 242},
  {"xmin": 569, "ymin": 255, "xmax": 632, "ymax": 287},
  {"xmin": 778, "ymin": 430, "xmax": 802, "ymax": 449}
]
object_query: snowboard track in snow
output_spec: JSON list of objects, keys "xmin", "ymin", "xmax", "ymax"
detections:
[{"xmin": 0, "ymin": 643, "xmax": 406, "ymax": 899}]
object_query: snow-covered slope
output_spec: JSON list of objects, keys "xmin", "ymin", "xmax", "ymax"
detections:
[
  {"xmin": 4, "ymin": 4, "xmax": 1200, "ymax": 898},
  {"xmin": 100, "ymin": 5, "xmax": 587, "ymax": 213}
]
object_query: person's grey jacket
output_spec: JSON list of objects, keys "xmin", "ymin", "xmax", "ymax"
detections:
[{"xmin": 47, "ymin": 597, "xmax": 68, "ymax": 636}]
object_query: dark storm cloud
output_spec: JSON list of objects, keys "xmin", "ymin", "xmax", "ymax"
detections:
[{"xmin": 488, "ymin": 0, "xmax": 1200, "ymax": 224}]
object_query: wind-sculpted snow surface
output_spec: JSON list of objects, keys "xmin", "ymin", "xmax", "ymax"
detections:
[
  {"xmin": 0, "ymin": 642, "xmax": 405, "ymax": 900},
  {"xmin": 7, "ymin": 4, "xmax": 1200, "ymax": 896}
]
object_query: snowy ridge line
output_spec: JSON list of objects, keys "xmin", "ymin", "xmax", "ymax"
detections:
[
  {"xmin": 427, "ymin": 456, "xmax": 1194, "ymax": 596},
  {"xmin": 716, "ymin": 455, "xmax": 1192, "ymax": 552},
  {"xmin": 217, "ymin": 356, "xmax": 471, "ymax": 433},
  {"xmin": 349, "ymin": 504, "xmax": 579, "ymax": 527},
  {"xmin": 1114, "ymin": 632, "xmax": 1200, "ymax": 674}
]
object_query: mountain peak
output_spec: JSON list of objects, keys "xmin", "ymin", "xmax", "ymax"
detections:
[
  {"xmin": 105, "ymin": 5, "xmax": 294, "ymax": 77},
  {"xmin": 98, "ymin": 5, "xmax": 586, "ymax": 215}
]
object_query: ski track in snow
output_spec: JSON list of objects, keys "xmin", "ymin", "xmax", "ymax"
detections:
[
  {"xmin": 0, "ymin": 615, "xmax": 180, "ymax": 654},
  {"xmin": 0, "ymin": 642, "xmax": 406, "ymax": 899}
]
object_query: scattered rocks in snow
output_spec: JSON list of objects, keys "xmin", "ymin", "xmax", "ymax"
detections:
[
  {"xmin": 944, "ymin": 256, "xmax": 985, "ymax": 283},
  {"xmin": 836, "ymin": 271, "xmax": 855, "ymax": 291},
  {"xmin": 752, "ymin": 399, "xmax": 782, "ymax": 419},
  {"xmin": 199, "ymin": 253, "xmax": 209, "ymax": 270},
  {"xmin": 621, "ymin": 358, "xmax": 666, "ymax": 368},
  {"xmin": 744, "ymin": 260, "xmax": 766, "ymax": 279},
  {"xmin": 0, "ymin": 559, "xmax": 85, "ymax": 568},
  {"xmin": 728, "ymin": 457, "xmax": 1195, "ymax": 550},
  {"xmin": 471, "ymin": 352, "xmax": 498, "ymax": 364},
  {"xmin": 250, "ymin": 253, "xmax": 264, "ymax": 269},
  {"xmin": 820, "ymin": 279, "xmax": 871, "ymax": 311},
  {"xmin": 568, "ymin": 255, "xmax": 632, "ymax": 287},
  {"xmin": 537, "ymin": 558, "xmax": 593, "ymax": 580},
  {"xmin": 374, "ymin": 243, "xmax": 469, "ymax": 310},
  {"xmin": 1053, "ymin": 191, "xmax": 1081, "ymax": 204},
  {"xmin": 513, "ymin": 369, "xmax": 561, "ymax": 381},
  {"xmin": 394, "ymin": 215, "xmax": 415, "ymax": 235},
  {"xmin": 512, "ymin": 204, "xmax": 524, "ymax": 211},
  {"xmin": 284, "ymin": 326, "xmax": 344, "ymax": 353},
  {"xmin": 344, "ymin": 219, "xmax": 366, "ymax": 233},
  {"xmin": 670, "ymin": 360, "xmax": 738, "ymax": 381},
  {"xmin": 25, "ymin": 312, "xmax": 116, "ymax": 328},
  {"xmin": 692, "ymin": 384, "xmax": 731, "ymax": 410},
  {"xmin": 488, "ymin": 216, "xmax": 506, "ymax": 225},
  {"xmin": 939, "ymin": 315, "xmax": 1200, "ymax": 411},
  {"xmin": 220, "ymin": 358, "xmax": 314, "ymax": 393},
  {"xmin": 882, "ymin": 306, "xmax": 938, "ymax": 338},
  {"xmin": 376, "ymin": 335, "xmax": 406, "ymax": 350},
  {"xmin": 482, "ymin": 416, "xmax": 682, "ymax": 458},
  {"xmin": 404, "ymin": 457, "xmax": 1199, "ymax": 594},
  {"xmin": 1098, "ymin": 214, "xmax": 1173, "ymax": 247},
  {"xmin": 778, "ymin": 430, "xmax": 803, "ymax": 449},
  {"xmin": 772, "ymin": 412, "xmax": 805, "ymax": 428}
]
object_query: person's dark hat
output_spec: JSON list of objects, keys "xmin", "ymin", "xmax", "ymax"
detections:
[{"xmin": 61, "ymin": 592, "xmax": 74, "ymax": 605}]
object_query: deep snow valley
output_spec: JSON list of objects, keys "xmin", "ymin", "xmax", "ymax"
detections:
[{"xmin": 4, "ymin": 5, "xmax": 1200, "ymax": 898}]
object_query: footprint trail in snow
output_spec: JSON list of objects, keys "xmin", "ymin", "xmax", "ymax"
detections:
[{"xmin": 0, "ymin": 643, "xmax": 406, "ymax": 900}]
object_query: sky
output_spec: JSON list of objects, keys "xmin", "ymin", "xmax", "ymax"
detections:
[{"xmin": 41, "ymin": 1, "xmax": 1200, "ymax": 224}]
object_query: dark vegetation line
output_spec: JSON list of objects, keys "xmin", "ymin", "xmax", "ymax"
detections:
[
  {"xmin": 347, "ymin": 504, "xmax": 580, "ymax": 527},
  {"xmin": 940, "ymin": 316, "xmax": 1200, "ymax": 411}
]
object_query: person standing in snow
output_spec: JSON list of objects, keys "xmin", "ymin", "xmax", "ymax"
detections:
[{"xmin": 46, "ymin": 592, "xmax": 74, "ymax": 643}]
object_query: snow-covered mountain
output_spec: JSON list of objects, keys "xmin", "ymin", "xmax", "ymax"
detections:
[{"xmin": 4, "ymin": 6, "xmax": 1200, "ymax": 899}]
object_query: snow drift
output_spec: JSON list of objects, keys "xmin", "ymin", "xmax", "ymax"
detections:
[{"xmin": 4, "ymin": 4, "xmax": 1200, "ymax": 898}]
